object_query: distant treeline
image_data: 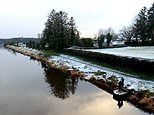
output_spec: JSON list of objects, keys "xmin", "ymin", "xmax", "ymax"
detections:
[
  {"xmin": 3, "ymin": 3, "xmax": 154, "ymax": 49},
  {"xmin": 0, "ymin": 37, "xmax": 40, "ymax": 45}
]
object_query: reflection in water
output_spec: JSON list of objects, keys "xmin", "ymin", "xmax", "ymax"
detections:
[
  {"xmin": 0, "ymin": 48, "xmax": 150, "ymax": 115},
  {"xmin": 113, "ymin": 94, "xmax": 127, "ymax": 109},
  {"xmin": 6, "ymin": 48, "xmax": 17, "ymax": 55},
  {"xmin": 41, "ymin": 63, "xmax": 79, "ymax": 99},
  {"xmin": 117, "ymin": 100, "xmax": 123, "ymax": 109}
]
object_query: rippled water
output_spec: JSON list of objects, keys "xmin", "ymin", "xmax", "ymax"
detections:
[{"xmin": 0, "ymin": 48, "xmax": 151, "ymax": 115}]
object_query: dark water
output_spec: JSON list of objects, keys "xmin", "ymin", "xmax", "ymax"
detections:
[{"xmin": 0, "ymin": 48, "xmax": 151, "ymax": 115}]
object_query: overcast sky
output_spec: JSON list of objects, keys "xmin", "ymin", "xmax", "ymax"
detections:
[{"xmin": 0, "ymin": 0, "xmax": 153, "ymax": 38}]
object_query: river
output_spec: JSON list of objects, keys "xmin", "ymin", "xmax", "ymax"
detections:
[{"xmin": 0, "ymin": 48, "xmax": 152, "ymax": 115}]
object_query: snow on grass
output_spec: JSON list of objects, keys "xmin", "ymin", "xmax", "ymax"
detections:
[
  {"xmin": 84, "ymin": 46, "xmax": 154, "ymax": 60},
  {"xmin": 19, "ymin": 46, "xmax": 41, "ymax": 55},
  {"xmin": 17, "ymin": 47, "xmax": 154, "ymax": 93},
  {"xmin": 49, "ymin": 54, "xmax": 154, "ymax": 93}
]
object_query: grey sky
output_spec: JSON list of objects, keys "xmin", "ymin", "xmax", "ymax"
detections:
[{"xmin": 0, "ymin": 0, "xmax": 153, "ymax": 38}]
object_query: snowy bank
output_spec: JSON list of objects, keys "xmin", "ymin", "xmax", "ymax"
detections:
[
  {"xmin": 49, "ymin": 54, "xmax": 154, "ymax": 93},
  {"xmin": 64, "ymin": 48, "xmax": 154, "ymax": 77},
  {"xmin": 7, "ymin": 45, "xmax": 154, "ymax": 93}
]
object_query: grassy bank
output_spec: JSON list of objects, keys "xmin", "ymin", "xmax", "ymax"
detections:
[
  {"xmin": 42, "ymin": 50, "xmax": 59, "ymax": 57},
  {"xmin": 63, "ymin": 52, "xmax": 154, "ymax": 80},
  {"xmin": 63, "ymin": 49, "xmax": 154, "ymax": 80}
]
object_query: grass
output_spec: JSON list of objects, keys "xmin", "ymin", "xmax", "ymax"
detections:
[
  {"xmin": 42, "ymin": 50, "xmax": 59, "ymax": 57},
  {"xmin": 40, "ymin": 49, "xmax": 154, "ymax": 80},
  {"xmin": 98, "ymin": 61, "xmax": 154, "ymax": 80}
]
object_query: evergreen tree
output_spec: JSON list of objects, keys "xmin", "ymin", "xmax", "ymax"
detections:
[
  {"xmin": 79, "ymin": 38, "xmax": 94, "ymax": 47},
  {"xmin": 147, "ymin": 3, "xmax": 154, "ymax": 41},
  {"xmin": 98, "ymin": 34, "xmax": 105, "ymax": 48},
  {"xmin": 133, "ymin": 7, "xmax": 148, "ymax": 42},
  {"xmin": 68, "ymin": 17, "xmax": 79, "ymax": 46},
  {"xmin": 41, "ymin": 9, "xmax": 79, "ymax": 50},
  {"xmin": 106, "ymin": 27, "xmax": 114, "ymax": 46},
  {"xmin": 106, "ymin": 33, "xmax": 112, "ymax": 46}
]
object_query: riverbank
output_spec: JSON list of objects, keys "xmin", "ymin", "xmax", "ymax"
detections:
[
  {"xmin": 64, "ymin": 48, "xmax": 154, "ymax": 79},
  {"xmin": 6, "ymin": 45, "xmax": 154, "ymax": 113}
]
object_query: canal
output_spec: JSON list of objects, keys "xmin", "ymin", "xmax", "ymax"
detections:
[{"xmin": 0, "ymin": 48, "xmax": 151, "ymax": 115}]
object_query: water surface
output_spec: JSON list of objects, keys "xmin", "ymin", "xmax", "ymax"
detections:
[{"xmin": 0, "ymin": 48, "xmax": 151, "ymax": 115}]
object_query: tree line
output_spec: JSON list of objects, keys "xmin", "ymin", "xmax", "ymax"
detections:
[
  {"xmin": 120, "ymin": 3, "xmax": 154, "ymax": 46},
  {"xmin": 5, "ymin": 10, "xmax": 120, "ymax": 50},
  {"xmin": 97, "ymin": 27, "xmax": 118, "ymax": 48},
  {"xmin": 38, "ymin": 9, "xmax": 96, "ymax": 50},
  {"xmin": 1, "ymin": 37, "xmax": 40, "ymax": 47},
  {"xmin": 9, "ymin": 3, "xmax": 154, "ymax": 50},
  {"xmin": 39, "ymin": 9, "xmax": 118, "ymax": 50}
]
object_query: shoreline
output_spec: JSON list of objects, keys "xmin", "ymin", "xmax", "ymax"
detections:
[{"xmin": 6, "ymin": 45, "xmax": 154, "ymax": 113}]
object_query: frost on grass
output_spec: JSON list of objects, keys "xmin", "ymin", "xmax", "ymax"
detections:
[
  {"xmin": 84, "ymin": 46, "xmax": 154, "ymax": 61},
  {"xmin": 48, "ymin": 54, "xmax": 154, "ymax": 93}
]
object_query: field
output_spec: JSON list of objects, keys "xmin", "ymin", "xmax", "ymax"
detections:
[{"xmin": 85, "ymin": 46, "xmax": 154, "ymax": 60}]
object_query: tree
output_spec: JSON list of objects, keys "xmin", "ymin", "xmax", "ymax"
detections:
[
  {"xmin": 133, "ymin": 7, "xmax": 148, "ymax": 42},
  {"xmin": 41, "ymin": 9, "xmax": 79, "ymax": 50},
  {"xmin": 97, "ymin": 29, "xmax": 105, "ymax": 48},
  {"xmin": 120, "ymin": 3, "xmax": 154, "ymax": 46},
  {"xmin": 68, "ymin": 17, "xmax": 79, "ymax": 46},
  {"xmin": 147, "ymin": 3, "xmax": 154, "ymax": 41},
  {"xmin": 106, "ymin": 27, "xmax": 114, "ymax": 46},
  {"xmin": 98, "ymin": 34, "xmax": 105, "ymax": 48},
  {"xmin": 79, "ymin": 38, "xmax": 94, "ymax": 47},
  {"xmin": 97, "ymin": 28, "xmax": 115, "ymax": 47},
  {"xmin": 119, "ymin": 26, "xmax": 134, "ymax": 42},
  {"xmin": 106, "ymin": 33, "xmax": 112, "ymax": 46},
  {"xmin": 105, "ymin": 27, "xmax": 114, "ymax": 35}
]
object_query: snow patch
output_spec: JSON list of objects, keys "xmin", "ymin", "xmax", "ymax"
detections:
[{"xmin": 84, "ymin": 46, "xmax": 154, "ymax": 61}]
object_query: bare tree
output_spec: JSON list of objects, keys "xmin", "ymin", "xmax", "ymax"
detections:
[
  {"xmin": 97, "ymin": 28, "xmax": 105, "ymax": 48},
  {"xmin": 105, "ymin": 27, "xmax": 115, "ymax": 35},
  {"xmin": 119, "ymin": 26, "xmax": 133, "ymax": 42}
]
